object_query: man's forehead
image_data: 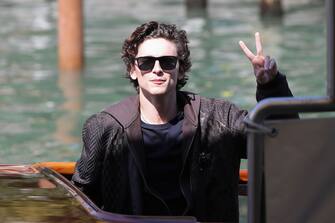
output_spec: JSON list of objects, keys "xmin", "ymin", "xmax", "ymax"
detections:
[{"xmin": 137, "ymin": 38, "xmax": 177, "ymax": 57}]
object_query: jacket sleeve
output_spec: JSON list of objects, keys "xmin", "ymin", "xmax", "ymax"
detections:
[
  {"xmin": 226, "ymin": 102, "xmax": 249, "ymax": 159},
  {"xmin": 72, "ymin": 114, "xmax": 107, "ymax": 206},
  {"xmin": 225, "ymin": 72, "xmax": 297, "ymax": 159},
  {"xmin": 256, "ymin": 71, "xmax": 293, "ymax": 101},
  {"xmin": 256, "ymin": 71, "xmax": 299, "ymax": 119}
]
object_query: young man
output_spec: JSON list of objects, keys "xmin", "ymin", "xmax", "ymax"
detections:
[{"xmin": 72, "ymin": 21, "xmax": 294, "ymax": 222}]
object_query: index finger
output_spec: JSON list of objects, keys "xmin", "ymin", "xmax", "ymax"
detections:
[{"xmin": 239, "ymin": 40, "xmax": 255, "ymax": 61}]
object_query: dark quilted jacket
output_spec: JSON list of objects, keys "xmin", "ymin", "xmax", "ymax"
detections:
[{"xmin": 72, "ymin": 73, "xmax": 294, "ymax": 222}]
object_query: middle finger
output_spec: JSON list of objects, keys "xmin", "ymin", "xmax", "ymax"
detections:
[{"xmin": 255, "ymin": 32, "xmax": 263, "ymax": 56}]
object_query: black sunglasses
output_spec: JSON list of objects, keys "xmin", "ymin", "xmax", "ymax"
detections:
[{"xmin": 135, "ymin": 56, "xmax": 178, "ymax": 71}]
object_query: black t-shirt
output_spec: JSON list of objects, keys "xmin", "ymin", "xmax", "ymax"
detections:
[{"xmin": 141, "ymin": 112, "xmax": 186, "ymax": 215}]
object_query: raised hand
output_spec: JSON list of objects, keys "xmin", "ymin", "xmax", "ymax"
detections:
[{"xmin": 239, "ymin": 32, "xmax": 278, "ymax": 85}]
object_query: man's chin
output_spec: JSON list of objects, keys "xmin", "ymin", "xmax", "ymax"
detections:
[{"xmin": 141, "ymin": 87, "xmax": 176, "ymax": 98}]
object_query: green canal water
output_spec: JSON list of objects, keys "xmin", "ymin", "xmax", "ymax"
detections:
[
  {"xmin": 0, "ymin": 0, "xmax": 327, "ymax": 222},
  {"xmin": 0, "ymin": 0, "xmax": 326, "ymax": 163}
]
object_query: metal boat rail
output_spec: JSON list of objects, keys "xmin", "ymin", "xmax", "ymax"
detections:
[{"xmin": 245, "ymin": 1, "xmax": 335, "ymax": 222}]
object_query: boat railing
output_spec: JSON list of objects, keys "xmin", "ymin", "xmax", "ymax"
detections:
[{"xmin": 245, "ymin": 1, "xmax": 335, "ymax": 223}]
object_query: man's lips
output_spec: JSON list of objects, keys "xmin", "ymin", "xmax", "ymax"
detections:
[{"xmin": 151, "ymin": 79, "xmax": 166, "ymax": 84}]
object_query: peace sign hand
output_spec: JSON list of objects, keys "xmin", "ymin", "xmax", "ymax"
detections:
[{"xmin": 239, "ymin": 32, "xmax": 278, "ymax": 85}]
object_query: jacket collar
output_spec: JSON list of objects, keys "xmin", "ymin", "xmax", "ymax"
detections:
[
  {"xmin": 104, "ymin": 95, "xmax": 140, "ymax": 128},
  {"xmin": 102, "ymin": 91, "xmax": 200, "ymax": 194},
  {"xmin": 103, "ymin": 91, "xmax": 200, "ymax": 128},
  {"xmin": 177, "ymin": 91, "xmax": 200, "ymax": 127},
  {"xmin": 102, "ymin": 92, "xmax": 201, "ymax": 167}
]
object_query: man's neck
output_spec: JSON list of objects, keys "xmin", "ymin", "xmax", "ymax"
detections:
[{"xmin": 139, "ymin": 91, "xmax": 178, "ymax": 124}]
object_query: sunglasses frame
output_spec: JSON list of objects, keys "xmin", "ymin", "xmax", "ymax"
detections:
[{"xmin": 135, "ymin": 56, "xmax": 178, "ymax": 71}]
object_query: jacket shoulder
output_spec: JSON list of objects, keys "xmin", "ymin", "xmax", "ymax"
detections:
[
  {"xmin": 199, "ymin": 96, "xmax": 248, "ymax": 130},
  {"xmin": 103, "ymin": 95, "xmax": 139, "ymax": 128},
  {"xmin": 83, "ymin": 110, "xmax": 123, "ymax": 133},
  {"xmin": 199, "ymin": 96, "xmax": 236, "ymax": 112}
]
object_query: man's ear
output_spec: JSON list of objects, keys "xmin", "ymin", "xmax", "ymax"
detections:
[
  {"xmin": 130, "ymin": 66, "xmax": 137, "ymax": 80},
  {"xmin": 130, "ymin": 72, "xmax": 137, "ymax": 80}
]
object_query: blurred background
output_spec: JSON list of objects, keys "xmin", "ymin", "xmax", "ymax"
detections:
[{"xmin": 0, "ymin": 0, "xmax": 326, "ymax": 165}]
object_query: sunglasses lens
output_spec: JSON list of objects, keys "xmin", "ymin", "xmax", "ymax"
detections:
[
  {"xmin": 137, "ymin": 57, "xmax": 155, "ymax": 71},
  {"xmin": 159, "ymin": 56, "xmax": 178, "ymax": 70},
  {"xmin": 136, "ymin": 56, "xmax": 177, "ymax": 71}
]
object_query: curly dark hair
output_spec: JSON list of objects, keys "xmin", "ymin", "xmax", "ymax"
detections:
[{"xmin": 121, "ymin": 21, "xmax": 191, "ymax": 91}]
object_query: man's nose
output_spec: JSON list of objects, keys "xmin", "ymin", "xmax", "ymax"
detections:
[{"xmin": 152, "ymin": 60, "xmax": 163, "ymax": 75}]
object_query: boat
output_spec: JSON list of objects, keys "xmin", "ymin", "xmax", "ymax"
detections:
[{"xmin": 0, "ymin": 162, "xmax": 248, "ymax": 223}]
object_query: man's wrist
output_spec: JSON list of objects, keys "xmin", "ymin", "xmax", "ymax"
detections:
[{"xmin": 257, "ymin": 71, "xmax": 283, "ymax": 89}]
